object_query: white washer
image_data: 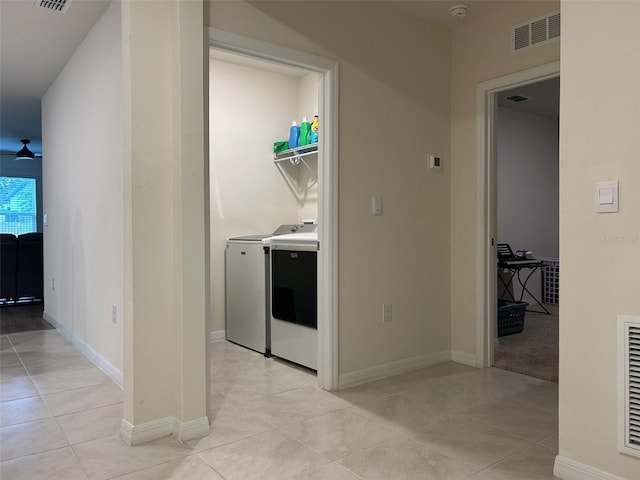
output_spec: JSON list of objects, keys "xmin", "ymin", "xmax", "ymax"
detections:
[
  {"xmin": 266, "ymin": 228, "xmax": 319, "ymax": 370},
  {"xmin": 225, "ymin": 234, "xmax": 271, "ymax": 354}
]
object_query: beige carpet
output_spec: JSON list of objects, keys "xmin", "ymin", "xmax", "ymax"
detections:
[
  {"xmin": 0, "ymin": 304, "xmax": 53, "ymax": 334},
  {"xmin": 493, "ymin": 303, "xmax": 559, "ymax": 383}
]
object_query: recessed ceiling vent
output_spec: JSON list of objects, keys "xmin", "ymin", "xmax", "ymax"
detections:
[
  {"xmin": 512, "ymin": 10, "xmax": 560, "ymax": 53},
  {"xmin": 33, "ymin": 0, "xmax": 73, "ymax": 14}
]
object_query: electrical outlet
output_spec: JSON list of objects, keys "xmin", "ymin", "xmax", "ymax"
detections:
[
  {"xmin": 383, "ymin": 304, "xmax": 392, "ymax": 323},
  {"xmin": 52, "ymin": 278, "xmax": 55, "ymax": 291},
  {"xmin": 112, "ymin": 305, "xmax": 117, "ymax": 324}
]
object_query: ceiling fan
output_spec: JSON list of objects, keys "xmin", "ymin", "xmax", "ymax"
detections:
[
  {"xmin": 15, "ymin": 139, "xmax": 35, "ymax": 160},
  {"xmin": 0, "ymin": 138, "xmax": 42, "ymax": 159}
]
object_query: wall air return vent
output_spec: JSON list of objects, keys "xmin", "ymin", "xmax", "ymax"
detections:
[
  {"xmin": 512, "ymin": 10, "xmax": 560, "ymax": 53},
  {"xmin": 33, "ymin": 0, "xmax": 73, "ymax": 14},
  {"xmin": 619, "ymin": 315, "xmax": 640, "ymax": 458}
]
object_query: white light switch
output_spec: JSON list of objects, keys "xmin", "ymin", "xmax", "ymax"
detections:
[
  {"xmin": 596, "ymin": 180, "xmax": 618, "ymax": 213},
  {"xmin": 599, "ymin": 188, "xmax": 613, "ymax": 204},
  {"xmin": 372, "ymin": 196, "xmax": 383, "ymax": 216}
]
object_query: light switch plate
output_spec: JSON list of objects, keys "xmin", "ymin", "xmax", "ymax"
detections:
[
  {"xmin": 595, "ymin": 180, "xmax": 618, "ymax": 213},
  {"xmin": 372, "ymin": 196, "xmax": 383, "ymax": 215}
]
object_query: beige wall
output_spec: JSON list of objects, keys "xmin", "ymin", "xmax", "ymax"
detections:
[
  {"xmin": 208, "ymin": 1, "xmax": 452, "ymax": 375},
  {"xmin": 450, "ymin": 1, "xmax": 560, "ymax": 359},
  {"xmin": 297, "ymin": 73, "xmax": 320, "ymax": 223},
  {"xmin": 42, "ymin": 0, "xmax": 207, "ymax": 439},
  {"xmin": 122, "ymin": 0, "xmax": 207, "ymax": 429},
  {"xmin": 42, "ymin": 0, "xmax": 124, "ymax": 377},
  {"xmin": 559, "ymin": 1, "xmax": 640, "ymax": 477}
]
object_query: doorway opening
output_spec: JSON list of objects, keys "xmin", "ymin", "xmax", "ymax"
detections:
[
  {"xmin": 206, "ymin": 29, "xmax": 339, "ymax": 417},
  {"xmin": 475, "ymin": 61, "xmax": 560, "ymax": 372},
  {"xmin": 0, "ymin": 173, "xmax": 46, "ymax": 334},
  {"xmin": 492, "ymin": 77, "xmax": 559, "ymax": 382}
]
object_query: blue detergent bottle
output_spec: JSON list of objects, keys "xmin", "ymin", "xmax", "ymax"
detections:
[{"xmin": 288, "ymin": 121, "xmax": 300, "ymax": 149}]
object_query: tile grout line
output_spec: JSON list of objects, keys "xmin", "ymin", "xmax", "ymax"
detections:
[
  {"xmin": 6, "ymin": 331, "xmax": 95, "ymax": 479},
  {"xmin": 2, "ymin": 334, "xmax": 39, "ymax": 402},
  {"xmin": 1, "ymin": 333, "xmax": 73, "ymax": 467},
  {"xmin": 5, "ymin": 330, "xmax": 560, "ymax": 479},
  {"xmin": 475, "ymin": 439, "xmax": 559, "ymax": 477},
  {"xmin": 195, "ymin": 450, "xmax": 231, "ymax": 480}
]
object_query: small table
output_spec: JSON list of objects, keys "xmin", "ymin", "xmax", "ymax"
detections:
[{"xmin": 498, "ymin": 258, "xmax": 550, "ymax": 315}]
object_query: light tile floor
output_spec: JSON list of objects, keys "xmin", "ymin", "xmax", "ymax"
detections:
[{"xmin": 1, "ymin": 329, "xmax": 559, "ymax": 479}]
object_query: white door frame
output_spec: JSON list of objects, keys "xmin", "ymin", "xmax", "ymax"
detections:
[
  {"xmin": 207, "ymin": 28, "xmax": 340, "ymax": 390},
  {"xmin": 475, "ymin": 61, "xmax": 560, "ymax": 367}
]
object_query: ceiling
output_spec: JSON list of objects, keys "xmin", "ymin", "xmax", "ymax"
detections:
[
  {"xmin": 498, "ymin": 77, "xmax": 560, "ymax": 119},
  {"xmin": 0, "ymin": 0, "xmax": 543, "ymax": 158},
  {"xmin": 0, "ymin": 0, "xmax": 110, "ymax": 156},
  {"xmin": 382, "ymin": 0, "xmax": 520, "ymax": 28}
]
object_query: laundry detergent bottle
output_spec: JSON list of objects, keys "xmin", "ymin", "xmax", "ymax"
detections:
[
  {"xmin": 288, "ymin": 121, "xmax": 300, "ymax": 149},
  {"xmin": 310, "ymin": 114, "xmax": 319, "ymax": 144},
  {"xmin": 298, "ymin": 117, "xmax": 311, "ymax": 146}
]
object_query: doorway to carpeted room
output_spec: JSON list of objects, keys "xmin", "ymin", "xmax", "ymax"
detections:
[{"xmin": 493, "ymin": 303, "xmax": 558, "ymax": 383}]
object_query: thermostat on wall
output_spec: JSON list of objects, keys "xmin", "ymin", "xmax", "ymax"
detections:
[{"xmin": 428, "ymin": 154, "xmax": 442, "ymax": 170}]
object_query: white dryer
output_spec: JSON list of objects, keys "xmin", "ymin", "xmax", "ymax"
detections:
[{"xmin": 265, "ymin": 226, "xmax": 319, "ymax": 370}]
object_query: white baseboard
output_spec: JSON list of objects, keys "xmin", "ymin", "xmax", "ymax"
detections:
[
  {"xmin": 209, "ymin": 330, "xmax": 225, "ymax": 342},
  {"xmin": 451, "ymin": 350, "xmax": 478, "ymax": 367},
  {"xmin": 173, "ymin": 416, "xmax": 210, "ymax": 442},
  {"xmin": 553, "ymin": 455, "xmax": 628, "ymax": 480},
  {"xmin": 120, "ymin": 417, "xmax": 172, "ymax": 445},
  {"xmin": 338, "ymin": 350, "xmax": 452, "ymax": 389},
  {"xmin": 120, "ymin": 416, "xmax": 210, "ymax": 445},
  {"xmin": 43, "ymin": 310, "xmax": 123, "ymax": 387}
]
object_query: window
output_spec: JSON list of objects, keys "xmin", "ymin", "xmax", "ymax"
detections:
[{"xmin": 0, "ymin": 177, "xmax": 37, "ymax": 235}]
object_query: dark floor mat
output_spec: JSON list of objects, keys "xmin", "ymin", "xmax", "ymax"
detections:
[{"xmin": 1, "ymin": 304, "xmax": 53, "ymax": 334}]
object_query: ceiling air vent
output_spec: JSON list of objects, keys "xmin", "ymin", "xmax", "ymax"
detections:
[
  {"xmin": 506, "ymin": 95, "xmax": 529, "ymax": 103},
  {"xmin": 619, "ymin": 315, "xmax": 640, "ymax": 458},
  {"xmin": 33, "ymin": 0, "xmax": 73, "ymax": 14},
  {"xmin": 512, "ymin": 10, "xmax": 560, "ymax": 53}
]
